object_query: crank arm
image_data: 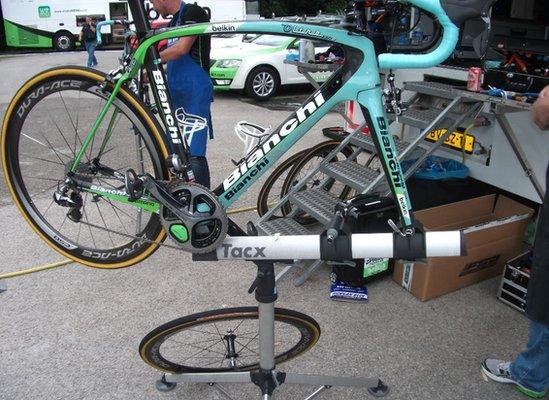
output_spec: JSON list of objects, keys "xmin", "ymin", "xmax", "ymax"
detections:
[{"xmin": 140, "ymin": 174, "xmax": 205, "ymax": 225}]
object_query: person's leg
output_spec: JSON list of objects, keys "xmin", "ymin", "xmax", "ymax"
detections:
[
  {"xmin": 85, "ymin": 42, "xmax": 93, "ymax": 67},
  {"xmin": 510, "ymin": 319, "xmax": 549, "ymax": 395},
  {"xmin": 189, "ymin": 156, "xmax": 210, "ymax": 189},
  {"xmin": 91, "ymin": 41, "xmax": 98, "ymax": 66}
]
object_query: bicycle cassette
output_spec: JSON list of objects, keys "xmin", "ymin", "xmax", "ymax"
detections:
[{"xmin": 160, "ymin": 181, "xmax": 228, "ymax": 254}]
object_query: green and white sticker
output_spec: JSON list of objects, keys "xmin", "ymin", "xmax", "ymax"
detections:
[{"xmin": 38, "ymin": 6, "xmax": 51, "ymax": 18}]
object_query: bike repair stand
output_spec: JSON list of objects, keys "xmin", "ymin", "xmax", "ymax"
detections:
[{"xmin": 154, "ymin": 260, "xmax": 389, "ymax": 399}]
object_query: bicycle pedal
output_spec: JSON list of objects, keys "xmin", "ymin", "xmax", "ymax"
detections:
[{"xmin": 124, "ymin": 168, "xmax": 144, "ymax": 201}]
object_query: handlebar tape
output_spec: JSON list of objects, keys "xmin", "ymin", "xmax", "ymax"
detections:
[
  {"xmin": 96, "ymin": 20, "xmax": 115, "ymax": 45},
  {"xmin": 378, "ymin": 0, "xmax": 459, "ymax": 69}
]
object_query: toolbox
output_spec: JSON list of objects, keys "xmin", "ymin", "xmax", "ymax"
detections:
[{"xmin": 497, "ymin": 250, "xmax": 533, "ymax": 313}]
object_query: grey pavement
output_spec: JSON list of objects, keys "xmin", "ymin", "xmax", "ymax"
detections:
[{"xmin": 0, "ymin": 49, "xmax": 530, "ymax": 400}]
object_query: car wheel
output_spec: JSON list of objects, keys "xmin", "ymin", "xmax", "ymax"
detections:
[
  {"xmin": 245, "ymin": 66, "xmax": 280, "ymax": 101},
  {"xmin": 53, "ymin": 31, "xmax": 75, "ymax": 51}
]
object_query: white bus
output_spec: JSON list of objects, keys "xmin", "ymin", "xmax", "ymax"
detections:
[{"xmin": 1, "ymin": 0, "xmax": 259, "ymax": 51}]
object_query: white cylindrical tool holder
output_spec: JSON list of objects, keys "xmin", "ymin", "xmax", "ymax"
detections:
[{"xmin": 215, "ymin": 231, "xmax": 464, "ymax": 261}]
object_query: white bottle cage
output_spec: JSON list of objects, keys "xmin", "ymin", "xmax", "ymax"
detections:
[{"xmin": 234, "ymin": 121, "xmax": 272, "ymax": 157}]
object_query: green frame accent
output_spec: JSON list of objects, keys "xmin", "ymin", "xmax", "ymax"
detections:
[
  {"xmin": 82, "ymin": 186, "xmax": 160, "ymax": 213},
  {"xmin": 4, "ymin": 20, "xmax": 53, "ymax": 48}
]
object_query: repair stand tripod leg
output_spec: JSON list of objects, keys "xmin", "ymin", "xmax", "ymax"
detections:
[{"xmin": 156, "ymin": 261, "xmax": 389, "ymax": 398}]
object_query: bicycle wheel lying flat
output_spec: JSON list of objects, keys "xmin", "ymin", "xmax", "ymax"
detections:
[
  {"xmin": 1, "ymin": 66, "xmax": 170, "ymax": 268},
  {"xmin": 139, "ymin": 306, "xmax": 321, "ymax": 373}
]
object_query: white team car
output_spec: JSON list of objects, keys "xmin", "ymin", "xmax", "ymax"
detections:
[{"xmin": 209, "ymin": 34, "xmax": 332, "ymax": 101}]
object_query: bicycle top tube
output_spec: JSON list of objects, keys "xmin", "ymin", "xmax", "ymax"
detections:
[{"xmin": 129, "ymin": 0, "xmax": 460, "ymax": 77}]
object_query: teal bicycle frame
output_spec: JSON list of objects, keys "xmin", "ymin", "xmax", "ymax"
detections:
[{"xmin": 72, "ymin": 0, "xmax": 459, "ymax": 231}]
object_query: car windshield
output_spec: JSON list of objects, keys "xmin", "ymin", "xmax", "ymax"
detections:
[{"xmin": 252, "ymin": 35, "xmax": 292, "ymax": 47}]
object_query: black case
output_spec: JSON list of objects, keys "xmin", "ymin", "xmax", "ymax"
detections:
[
  {"xmin": 483, "ymin": 69, "xmax": 549, "ymax": 94},
  {"xmin": 331, "ymin": 196, "xmax": 398, "ymax": 286}
]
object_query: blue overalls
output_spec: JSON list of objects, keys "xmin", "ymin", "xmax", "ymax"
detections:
[{"xmin": 167, "ymin": 2, "xmax": 213, "ymax": 186}]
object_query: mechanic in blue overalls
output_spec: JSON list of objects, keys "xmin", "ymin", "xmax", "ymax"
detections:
[{"xmin": 153, "ymin": 0, "xmax": 213, "ymax": 187}]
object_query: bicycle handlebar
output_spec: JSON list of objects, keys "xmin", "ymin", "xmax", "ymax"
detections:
[
  {"xmin": 378, "ymin": 0, "xmax": 459, "ymax": 69},
  {"xmin": 96, "ymin": 20, "xmax": 133, "ymax": 45},
  {"xmin": 96, "ymin": 20, "xmax": 114, "ymax": 45}
]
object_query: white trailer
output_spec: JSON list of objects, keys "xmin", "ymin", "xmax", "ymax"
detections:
[{"xmin": 1, "ymin": 0, "xmax": 259, "ymax": 51}]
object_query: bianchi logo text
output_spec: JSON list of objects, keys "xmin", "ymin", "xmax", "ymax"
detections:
[
  {"xmin": 90, "ymin": 185, "xmax": 126, "ymax": 196},
  {"xmin": 152, "ymin": 70, "xmax": 181, "ymax": 144},
  {"xmin": 222, "ymin": 91, "xmax": 326, "ymax": 200},
  {"xmin": 376, "ymin": 116, "xmax": 409, "ymax": 219}
]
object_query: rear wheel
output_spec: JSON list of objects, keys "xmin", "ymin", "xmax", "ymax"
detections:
[
  {"xmin": 139, "ymin": 306, "xmax": 321, "ymax": 373},
  {"xmin": 1, "ymin": 67, "xmax": 170, "ymax": 268}
]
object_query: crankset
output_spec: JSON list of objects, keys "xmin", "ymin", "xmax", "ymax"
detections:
[{"xmin": 149, "ymin": 178, "xmax": 228, "ymax": 254}]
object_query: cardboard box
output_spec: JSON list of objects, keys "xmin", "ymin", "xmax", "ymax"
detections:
[{"xmin": 393, "ymin": 194, "xmax": 533, "ymax": 301}]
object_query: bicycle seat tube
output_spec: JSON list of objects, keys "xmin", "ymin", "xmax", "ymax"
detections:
[{"xmin": 128, "ymin": 0, "xmax": 194, "ymax": 177}]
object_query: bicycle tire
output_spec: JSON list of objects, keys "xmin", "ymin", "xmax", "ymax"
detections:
[
  {"xmin": 256, "ymin": 149, "xmax": 308, "ymax": 219},
  {"xmin": 282, "ymin": 141, "xmax": 354, "ymax": 225},
  {"xmin": 139, "ymin": 306, "xmax": 321, "ymax": 373},
  {"xmin": 1, "ymin": 66, "xmax": 170, "ymax": 269}
]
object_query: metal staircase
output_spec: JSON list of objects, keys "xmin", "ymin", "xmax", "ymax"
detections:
[{"xmin": 255, "ymin": 80, "xmax": 484, "ymax": 285}]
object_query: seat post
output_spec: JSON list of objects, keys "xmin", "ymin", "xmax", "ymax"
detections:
[{"xmin": 127, "ymin": 0, "xmax": 150, "ymax": 38}]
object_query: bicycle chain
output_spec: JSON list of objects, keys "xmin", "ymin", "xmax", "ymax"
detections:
[{"xmin": 75, "ymin": 219, "xmax": 185, "ymax": 251}]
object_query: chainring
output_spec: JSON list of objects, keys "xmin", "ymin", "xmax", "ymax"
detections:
[{"xmin": 160, "ymin": 180, "xmax": 228, "ymax": 254}]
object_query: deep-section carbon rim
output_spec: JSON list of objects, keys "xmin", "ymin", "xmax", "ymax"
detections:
[
  {"xmin": 256, "ymin": 149, "xmax": 307, "ymax": 219},
  {"xmin": 139, "ymin": 307, "xmax": 320, "ymax": 373},
  {"xmin": 2, "ymin": 67, "xmax": 169, "ymax": 268}
]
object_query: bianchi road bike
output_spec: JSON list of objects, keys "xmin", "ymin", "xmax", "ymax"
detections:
[{"xmin": 1, "ymin": 0, "xmax": 493, "ymax": 397}]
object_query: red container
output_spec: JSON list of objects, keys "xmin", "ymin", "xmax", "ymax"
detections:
[{"xmin": 467, "ymin": 67, "xmax": 484, "ymax": 92}]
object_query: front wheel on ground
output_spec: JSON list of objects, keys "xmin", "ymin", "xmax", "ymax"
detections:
[{"xmin": 139, "ymin": 306, "xmax": 321, "ymax": 373}]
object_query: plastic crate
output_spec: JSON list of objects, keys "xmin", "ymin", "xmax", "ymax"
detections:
[{"xmin": 497, "ymin": 251, "xmax": 532, "ymax": 313}]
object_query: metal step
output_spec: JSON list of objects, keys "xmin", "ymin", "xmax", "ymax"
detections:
[
  {"xmin": 398, "ymin": 106, "xmax": 444, "ymax": 129},
  {"xmin": 321, "ymin": 160, "xmax": 379, "ymax": 191},
  {"xmin": 290, "ymin": 188, "xmax": 339, "ymax": 225},
  {"xmin": 349, "ymin": 133, "xmax": 410, "ymax": 154},
  {"xmin": 257, "ymin": 217, "xmax": 311, "ymax": 236},
  {"xmin": 404, "ymin": 81, "xmax": 456, "ymax": 99}
]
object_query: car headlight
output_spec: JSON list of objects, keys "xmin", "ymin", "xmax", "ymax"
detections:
[{"xmin": 216, "ymin": 59, "xmax": 242, "ymax": 68}]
